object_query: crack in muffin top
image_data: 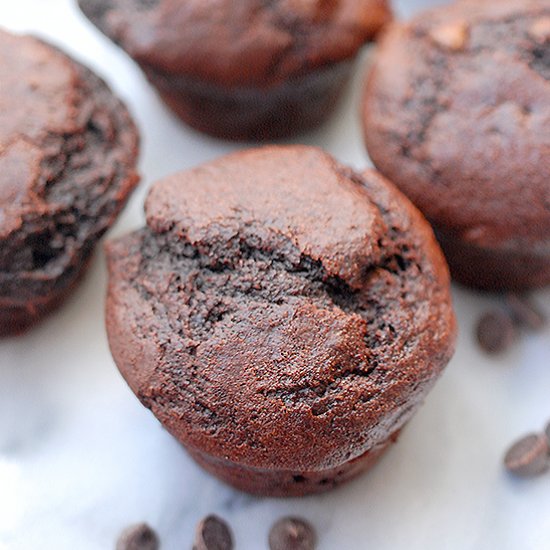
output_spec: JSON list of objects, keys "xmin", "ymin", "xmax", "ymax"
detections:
[{"xmin": 106, "ymin": 146, "xmax": 455, "ymax": 471}]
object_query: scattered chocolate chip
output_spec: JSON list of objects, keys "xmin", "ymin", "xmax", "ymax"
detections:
[
  {"xmin": 476, "ymin": 310, "xmax": 517, "ymax": 354},
  {"xmin": 116, "ymin": 523, "xmax": 159, "ymax": 550},
  {"xmin": 504, "ymin": 433, "xmax": 550, "ymax": 477},
  {"xmin": 193, "ymin": 515, "xmax": 233, "ymax": 550},
  {"xmin": 505, "ymin": 294, "xmax": 547, "ymax": 331},
  {"xmin": 269, "ymin": 517, "xmax": 317, "ymax": 550}
]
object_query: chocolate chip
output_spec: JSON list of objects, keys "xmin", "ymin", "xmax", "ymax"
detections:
[
  {"xmin": 116, "ymin": 523, "xmax": 159, "ymax": 550},
  {"xmin": 476, "ymin": 310, "xmax": 516, "ymax": 354},
  {"xmin": 504, "ymin": 433, "xmax": 550, "ymax": 477},
  {"xmin": 269, "ymin": 517, "xmax": 317, "ymax": 550},
  {"xmin": 505, "ymin": 294, "xmax": 547, "ymax": 331},
  {"xmin": 193, "ymin": 515, "xmax": 233, "ymax": 550}
]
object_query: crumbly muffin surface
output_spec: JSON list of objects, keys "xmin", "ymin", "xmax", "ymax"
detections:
[
  {"xmin": 0, "ymin": 29, "xmax": 139, "ymax": 333},
  {"xmin": 106, "ymin": 146, "xmax": 455, "ymax": 471}
]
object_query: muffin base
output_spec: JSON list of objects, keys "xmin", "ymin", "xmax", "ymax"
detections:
[
  {"xmin": 185, "ymin": 430, "xmax": 401, "ymax": 497},
  {"xmin": 144, "ymin": 61, "xmax": 352, "ymax": 141},
  {"xmin": 0, "ymin": 295, "xmax": 67, "ymax": 337},
  {"xmin": 436, "ymin": 229, "xmax": 550, "ymax": 291},
  {"xmin": 0, "ymin": 258, "xmax": 90, "ymax": 337}
]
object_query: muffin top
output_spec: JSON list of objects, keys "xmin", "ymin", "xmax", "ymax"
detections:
[
  {"xmin": 1, "ymin": 29, "xmax": 77, "ymax": 239},
  {"xmin": 106, "ymin": 146, "xmax": 455, "ymax": 471},
  {"xmin": 363, "ymin": 0, "xmax": 550, "ymax": 253},
  {"xmin": 0, "ymin": 28, "xmax": 138, "ymax": 304},
  {"xmin": 79, "ymin": 0, "xmax": 392, "ymax": 87}
]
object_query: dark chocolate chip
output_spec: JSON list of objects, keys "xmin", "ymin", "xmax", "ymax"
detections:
[
  {"xmin": 504, "ymin": 433, "xmax": 550, "ymax": 477},
  {"xmin": 505, "ymin": 294, "xmax": 547, "ymax": 331},
  {"xmin": 269, "ymin": 517, "xmax": 317, "ymax": 550},
  {"xmin": 116, "ymin": 523, "xmax": 159, "ymax": 550},
  {"xmin": 193, "ymin": 515, "xmax": 233, "ymax": 550},
  {"xmin": 476, "ymin": 310, "xmax": 516, "ymax": 354}
]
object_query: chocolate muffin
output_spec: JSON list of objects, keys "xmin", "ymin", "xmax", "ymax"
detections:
[
  {"xmin": 0, "ymin": 29, "xmax": 139, "ymax": 335},
  {"xmin": 78, "ymin": 0, "xmax": 392, "ymax": 141},
  {"xmin": 105, "ymin": 146, "xmax": 456, "ymax": 496},
  {"xmin": 362, "ymin": 0, "xmax": 550, "ymax": 291}
]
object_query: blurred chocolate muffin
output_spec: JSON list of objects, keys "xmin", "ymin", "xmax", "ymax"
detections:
[
  {"xmin": 0, "ymin": 29, "xmax": 139, "ymax": 335},
  {"xmin": 362, "ymin": 0, "xmax": 550, "ymax": 290},
  {"xmin": 79, "ymin": 0, "xmax": 392, "ymax": 140},
  {"xmin": 105, "ymin": 146, "xmax": 456, "ymax": 496}
]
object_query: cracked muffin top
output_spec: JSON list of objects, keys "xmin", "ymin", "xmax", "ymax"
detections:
[
  {"xmin": 78, "ymin": 0, "xmax": 392, "ymax": 87},
  {"xmin": 362, "ymin": 0, "xmax": 550, "ymax": 253},
  {"xmin": 0, "ymin": 28, "xmax": 138, "ymax": 329},
  {"xmin": 105, "ymin": 146, "xmax": 455, "ymax": 472}
]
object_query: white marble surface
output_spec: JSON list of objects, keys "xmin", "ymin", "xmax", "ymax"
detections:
[{"xmin": 1, "ymin": 1, "xmax": 550, "ymax": 548}]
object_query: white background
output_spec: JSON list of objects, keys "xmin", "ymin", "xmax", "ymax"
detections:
[{"xmin": 1, "ymin": 1, "xmax": 549, "ymax": 549}]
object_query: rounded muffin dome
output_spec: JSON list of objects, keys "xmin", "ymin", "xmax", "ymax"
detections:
[
  {"xmin": 79, "ymin": 0, "xmax": 392, "ymax": 140},
  {"xmin": 105, "ymin": 146, "xmax": 456, "ymax": 495},
  {"xmin": 0, "ymin": 29, "xmax": 139, "ymax": 335},
  {"xmin": 78, "ymin": 0, "xmax": 392, "ymax": 88},
  {"xmin": 362, "ymin": 0, "xmax": 550, "ymax": 290}
]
